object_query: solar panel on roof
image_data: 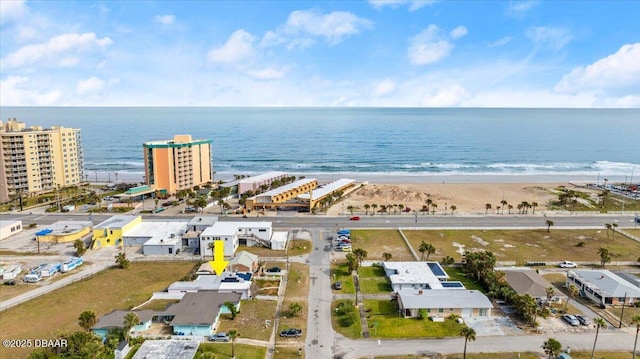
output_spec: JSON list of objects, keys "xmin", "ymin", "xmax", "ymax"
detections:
[
  {"xmin": 427, "ymin": 262, "xmax": 446, "ymax": 276},
  {"xmin": 237, "ymin": 273, "xmax": 252, "ymax": 281},
  {"xmin": 441, "ymin": 282, "xmax": 464, "ymax": 288},
  {"xmin": 221, "ymin": 277, "xmax": 240, "ymax": 282}
]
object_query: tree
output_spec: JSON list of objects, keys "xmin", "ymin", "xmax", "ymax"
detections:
[
  {"xmin": 632, "ymin": 315, "xmax": 640, "ymax": 359},
  {"xmin": 612, "ymin": 222, "xmax": 618, "ymax": 239},
  {"xmin": 228, "ymin": 329, "xmax": 239, "ymax": 359},
  {"xmin": 347, "ymin": 205, "xmax": 354, "ymax": 215},
  {"xmin": 346, "ymin": 253, "xmax": 359, "ymax": 273},
  {"xmin": 563, "ymin": 284, "xmax": 578, "ymax": 313},
  {"xmin": 208, "ymin": 241, "xmax": 217, "ymax": 261},
  {"xmin": 115, "ymin": 251, "xmax": 129, "ymax": 269},
  {"xmin": 500, "ymin": 200, "xmax": 508, "ymax": 214},
  {"xmin": 364, "ymin": 204, "xmax": 370, "ymax": 215},
  {"xmin": 353, "ymin": 248, "xmax": 368, "ymax": 267},
  {"xmin": 545, "ymin": 287, "xmax": 555, "ymax": 306},
  {"xmin": 382, "ymin": 252, "xmax": 392, "ymax": 261},
  {"xmin": 545, "ymin": 219, "xmax": 554, "ymax": 232},
  {"xmin": 450, "ymin": 205, "xmax": 457, "ymax": 215},
  {"xmin": 224, "ymin": 301, "xmax": 238, "ymax": 319},
  {"xmin": 425, "ymin": 243, "xmax": 436, "ymax": 260},
  {"xmin": 598, "ymin": 247, "xmax": 611, "ymax": 268},
  {"xmin": 605, "ymin": 223, "xmax": 612, "ymax": 239},
  {"xmin": 531, "ymin": 202, "xmax": 538, "ymax": 214},
  {"xmin": 123, "ymin": 312, "xmax": 139, "ymax": 342},
  {"xmin": 74, "ymin": 239, "xmax": 86, "ymax": 256},
  {"xmin": 193, "ymin": 196, "xmax": 207, "ymax": 213},
  {"xmin": 371, "ymin": 204, "xmax": 378, "ymax": 215},
  {"xmin": 426, "ymin": 199, "xmax": 433, "ymax": 214},
  {"xmin": 591, "ymin": 317, "xmax": 606, "ymax": 359},
  {"xmin": 78, "ymin": 310, "xmax": 97, "ymax": 332},
  {"xmin": 431, "ymin": 203, "xmax": 437, "ymax": 215},
  {"xmin": 460, "ymin": 326, "xmax": 476, "ymax": 359},
  {"xmin": 508, "ymin": 204, "xmax": 513, "ymax": 214},
  {"xmin": 418, "ymin": 241, "xmax": 429, "ymax": 261},
  {"xmin": 289, "ymin": 302, "xmax": 302, "ymax": 317},
  {"xmin": 485, "ymin": 203, "xmax": 492, "ymax": 215},
  {"xmin": 542, "ymin": 337, "xmax": 562, "ymax": 359}
]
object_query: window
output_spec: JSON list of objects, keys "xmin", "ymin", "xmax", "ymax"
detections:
[{"xmin": 438, "ymin": 308, "xmax": 444, "ymax": 313}]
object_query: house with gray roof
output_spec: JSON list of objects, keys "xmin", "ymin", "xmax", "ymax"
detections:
[
  {"xmin": 169, "ymin": 291, "xmax": 241, "ymax": 336},
  {"xmin": 397, "ymin": 289, "xmax": 492, "ymax": 318},
  {"xmin": 92, "ymin": 309, "xmax": 157, "ymax": 340},
  {"xmin": 502, "ymin": 268, "xmax": 567, "ymax": 304},
  {"xmin": 567, "ymin": 269, "xmax": 640, "ymax": 306}
]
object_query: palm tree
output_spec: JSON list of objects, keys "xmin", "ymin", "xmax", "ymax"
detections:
[
  {"xmin": 78, "ymin": 310, "xmax": 97, "ymax": 332},
  {"xmin": 542, "ymin": 337, "xmax": 562, "ymax": 359},
  {"xmin": 632, "ymin": 315, "xmax": 640, "ymax": 359},
  {"xmin": 347, "ymin": 205, "xmax": 354, "ymax": 215},
  {"xmin": 123, "ymin": 312, "xmax": 139, "ymax": 342},
  {"xmin": 346, "ymin": 253, "xmax": 359, "ymax": 273},
  {"xmin": 371, "ymin": 204, "xmax": 378, "ymax": 215},
  {"xmin": 74, "ymin": 239, "xmax": 86, "ymax": 256},
  {"xmin": 425, "ymin": 243, "xmax": 436, "ymax": 261},
  {"xmin": 500, "ymin": 200, "xmax": 508, "ymax": 214},
  {"xmin": 115, "ymin": 251, "xmax": 129, "ymax": 269},
  {"xmin": 382, "ymin": 252, "xmax": 392, "ymax": 261},
  {"xmin": 398, "ymin": 204, "xmax": 404, "ymax": 213},
  {"xmin": 507, "ymin": 204, "xmax": 513, "ymax": 214},
  {"xmin": 545, "ymin": 287, "xmax": 555, "ymax": 305},
  {"xmin": 545, "ymin": 219, "xmax": 554, "ymax": 232},
  {"xmin": 431, "ymin": 203, "xmax": 437, "ymax": 215},
  {"xmin": 460, "ymin": 326, "xmax": 476, "ymax": 359},
  {"xmin": 418, "ymin": 241, "xmax": 429, "ymax": 261},
  {"xmin": 208, "ymin": 241, "xmax": 216, "ymax": 261},
  {"xmin": 605, "ymin": 223, "xmax": 612, "ymax": 239},
  {"xmin": 450, "ymin": 205, "xmax": 457, "ymax": 215},
  {"xmin": 485, "ymin": 203, "xmax": 492, "ymax": 215},
  {"xmin": 591, "ymin": 317, "xmax": 606, "ymax": 359},
  {"xmin": 612, "ymin": 222, "xmax": 618, "ymax": 239},
  {"xmin": 224, "ymin": 301, "xmax": 238, "ymax": 319},
  {"xmin": 426, "ymin": 198, "xmax": 433, "ymax": 214},
  {"xmin": 353, "ymin": 248, "xmax": 368, "ymax": 267},
  {"xmin": 598, "ymin": 247, "xmax": 611, "ymax": 268},
  {"xmin": 364, "ymin": 204, "xmax": 370, "ymax": 215},
  {"xmin": 228, "ymin": 329, "xmax": 239, "ymax": 359},
  {"xmin": 563, "ymin": 284, "xmax": 578, "ymax": 313}
]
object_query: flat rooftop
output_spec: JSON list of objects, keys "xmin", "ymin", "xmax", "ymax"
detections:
[
  {"xmin": 186, "ymin": 216, "xmax": 218, "ymax": 227},
  {"xmin": 94, "ymin": 215, "xmax": 139, "ymax": 229},
  {"xmin": 298, "ymin": 179, "xmax": 355, "ymax": 199},
  {"xmin": 42, "ymin": 220, "xmax": 92, "ymax": 235},
  {"xmin": 124, "ymin": 221, "xmax": 187, "ymax": 245},
  {"xmin": 201, "ymin": 221, "xmax": 271, "ymax": 236},
  {"xmin": 398, "ymin": 289, "xmax": 493, "ymax": 309},
  {"xmin": 168, "ymin": 272, "xmax": 252, "ymax": 292},
  {"xmin": 383, "ymin": 262, "xmax": 449, "ymax": 289},
  {"xmin": 132, "ymin": 340, "xmax": 199, "ymax": 359},
  {"xmin": 238, "ymin": 171, "xmax": 287, "ymax": 184}
]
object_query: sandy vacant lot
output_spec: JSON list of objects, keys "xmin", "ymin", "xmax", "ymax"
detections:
[{"xmin": 327, "ymin": 182, "xmax": 568, "ymax": 215}]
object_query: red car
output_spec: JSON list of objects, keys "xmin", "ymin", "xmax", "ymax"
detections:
[{"xmin": 349, "ymin": 216, "xmax": 360, "ymax": 221}]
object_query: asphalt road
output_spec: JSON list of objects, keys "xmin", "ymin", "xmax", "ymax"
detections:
[{"xmin": 3, "ymin": 212, "xmax": 638, "ymax": 230}]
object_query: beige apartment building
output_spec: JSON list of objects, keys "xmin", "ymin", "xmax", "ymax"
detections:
[
  {"xmin": 143, "ymin": 134, "xmax": 212, "ymax": 194},
  {"xmin": 0, "ymin": 118, "xmax": 84, "ymax": 203}
]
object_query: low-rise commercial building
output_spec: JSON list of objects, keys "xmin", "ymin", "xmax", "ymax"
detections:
[
  {"xmin": 238, "ymin": 171, "xmax": 287, "ymax": 194},
  {"xmin": 245, "ymin": 178, "xmax": 317, "ymax": 211},
  {"xmin": 36, "ymin": 220, "xmax": 93, "ymax": 243},
  {"xmin": 0, "ymin": 220, "xmax": 22, "ymax": 240},
  {"xmin": 567, "ymin": 269, "xmax": 640, "ymax": 306},
  {"xmin": 297, "ymin": 178, "xmax": 357, "ymax": 210}
]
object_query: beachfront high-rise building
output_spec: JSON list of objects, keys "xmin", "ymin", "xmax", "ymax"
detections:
[
  {"xmin": 143, "ymin": 134, "xmax": 212, "ymax": 194},
  {"xmin": 0, "ymin": 118, "xmax": 84, "ymax": 203}
]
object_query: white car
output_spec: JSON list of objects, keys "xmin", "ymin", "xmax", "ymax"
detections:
[{"xmin": 559, "ymin": 261, "xmax": 577, "ymax": 268}]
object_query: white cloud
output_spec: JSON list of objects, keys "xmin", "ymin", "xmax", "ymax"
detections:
[
  {"xmin": 207, "ymin": 30, "xmax": 255, "ymax": 63},
  {"xmin": 247, "ymin": 67, "xmax": 287, "ymax": 80},
  {"xmin": 154, "ymin": 15, "xmax": 175, "ymax": 25},
  {"xmin": 1, "ymin": 32, "xmax": 113, "ymax": 69},
  {"xmin": 449, "ymin": 26, "xmax": 468, "ymax": 40},
  {"xmin": 374, "ymin": 79, "xmax": 396, "ymax": 96},
  {"xmin": 263, "ymin": 9, "xmax": 373, "ymax": 48},
  {"xmin": 555, "ymin": 43, "xmax": 640, "ymax": 93},
  {"xmin": 422, "ymin": 85, "xmax": 472, "ymax": 107},
  {"xmin": 488, "ymin": 36, "xmax": 513, "ymax": 48},
  {"xmin": 526, "ymin": 26, "xmax": 572, "ymax": 50},
  {"xmin": 407, "ymin": 24, "xmax": 455, "ymax": 65},
  {"xmin": 76, "ymin": 76, "xmax": 105, "ymax": 96},
  {"xmin": 368, "ymin": 0, "xmax": 436, "ymax": 11},
  {"xmin": 506, "ymin": 1, "xmax": 538, "ymax": 16},
  {"xmin": 0, "ymin": 75, "xmax": 62, "ymax": 106},
  {"xmin": 0, "ymin": 0, "xmax": 26, "ymax": 24}
]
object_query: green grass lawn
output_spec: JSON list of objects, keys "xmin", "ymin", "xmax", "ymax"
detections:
[
  {"xmin": 216, "ymin": 299, "xmax": 277, "ymax": 342},
  {"xmin": 351, "ymin": 230, "xmax": 415, "ymax": 261},
  {"xmin": 279, "ymin": 262, "xmax": 309, "ymax": 342},
  {"xmin": 403, "ymin": 229, "xmax": 640, "ymax": 264},
  {"xmin": 331, "ymin": 300, "xmax": 362, "ymax": 339},
  {"xmin": 196, "ymin": 343, "xmax": 267, "ymax": 359},
  {"xmin": 273, "ymin": 346, "xmax": 305, "ymax": 359},
  {"xmin": 607, "ymin": 306, "xmax": 640, "ymax": 326},
  {"xmin": 442, "ymin": 267, "xmax": 485, "ymax": 291},
  {"xmin": 331, "ymin": 262, "xmax": 355, "ymax": 294},
  {"xmin": 364, "ymin": 300, "xmax": 464, "ymax": 338},
  {"xmin": 358, "ymin": 266, "xmax": 391, "ymax": 294},
  {"xmin": 136, "ymin": 299, "xmax": 179, "ymax": 311},
  {"xmin": 287, "ymin": 239, "xmax": 312, "ymax": 256},
  {"xmin": 0, "ymin": 262, "xmax": 197, "ymax": 359}
]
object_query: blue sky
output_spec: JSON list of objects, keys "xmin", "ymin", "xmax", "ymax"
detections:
[{"xmin": 1, "ymin": 0, "xmax": 639, "ymax": 107}]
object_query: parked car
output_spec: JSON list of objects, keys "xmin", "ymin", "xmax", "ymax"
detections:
[
  {"xmin": 184, "ymin": 206, "xmax": 197, "ymax": 213},
  {"xmin": 349, "ymin": 216, "xmax": 360, "ymax": 221},
  {"xmin": 162, "ymin": 201, "xmax": 173, "ymax": 207},
  {"xmin": 333, "ymin": 281, "xmax": 342, "ymax": 290},
  {"xmin": 208, "ymin": 333, "xmax": 230, "ymax": 342},
  {"xmin": 280, "ymin": 328, "xmax": 303, "ymax": 337},
  {"xmin": 266, "ymin": 266, "xmax": 281, "ymax": 273},
  {"xmin": 575, "ymin": 314, "xmax": 592, "ymax": 326},
  {"xmin": 558, "ymin": 261, "xmax": 577, "ymax": 268},
  {"xmin": 562, "ymin": 314, "xmax": 580, "ymax": 326},
  {"xmin": 341, "ymin": 246, "xmax": 352, "ymax": 252}
]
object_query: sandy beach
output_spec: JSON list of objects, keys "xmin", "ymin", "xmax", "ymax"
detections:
[{"xmin": 326, "ymin": 180, "xmax": 598, "ymax": 216}]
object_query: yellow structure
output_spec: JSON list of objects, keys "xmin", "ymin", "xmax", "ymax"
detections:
[
  {"xmin": 0, "ymin": 118, "xmax": 84, "ymax": 202},
  {"xmin": 92, "ymin": 215, "xmax": 141, "ymax": 248},
  {"xmin": 143, "ymin": 134, "xmax": 212, "ymax": 194},
  {"xmin": 245, "ymin": 178, "xmax": 318, "ymax": 211},
  {"xmin": 36, "ymin": 221, "xmax": 93, "ymax": 243}
]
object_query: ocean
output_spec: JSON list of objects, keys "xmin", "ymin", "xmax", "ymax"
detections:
[{"xmin": 1, "ymin": 107, "xmax": 638, "ymax": 184}]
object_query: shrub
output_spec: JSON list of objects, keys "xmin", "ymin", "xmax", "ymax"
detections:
[
  {"xmin": 417, "ymin": 308, "xmax": 428, "ymax": 320},
  {"xmin": 340, "ymin": 312, "xmax": 357, "ymax": 327}
]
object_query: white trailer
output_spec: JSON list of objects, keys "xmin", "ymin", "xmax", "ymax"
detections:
[
  {"xmin": 24, "ymin": 271, "xmax": 42, "ymax": 283},
  {"xmin": 41, "ymin": 262, "xmax": 61, "ymax": 277},
  {"xmin": 2, "ymin": 265, "xmax": 22, "ymax": 280}
]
